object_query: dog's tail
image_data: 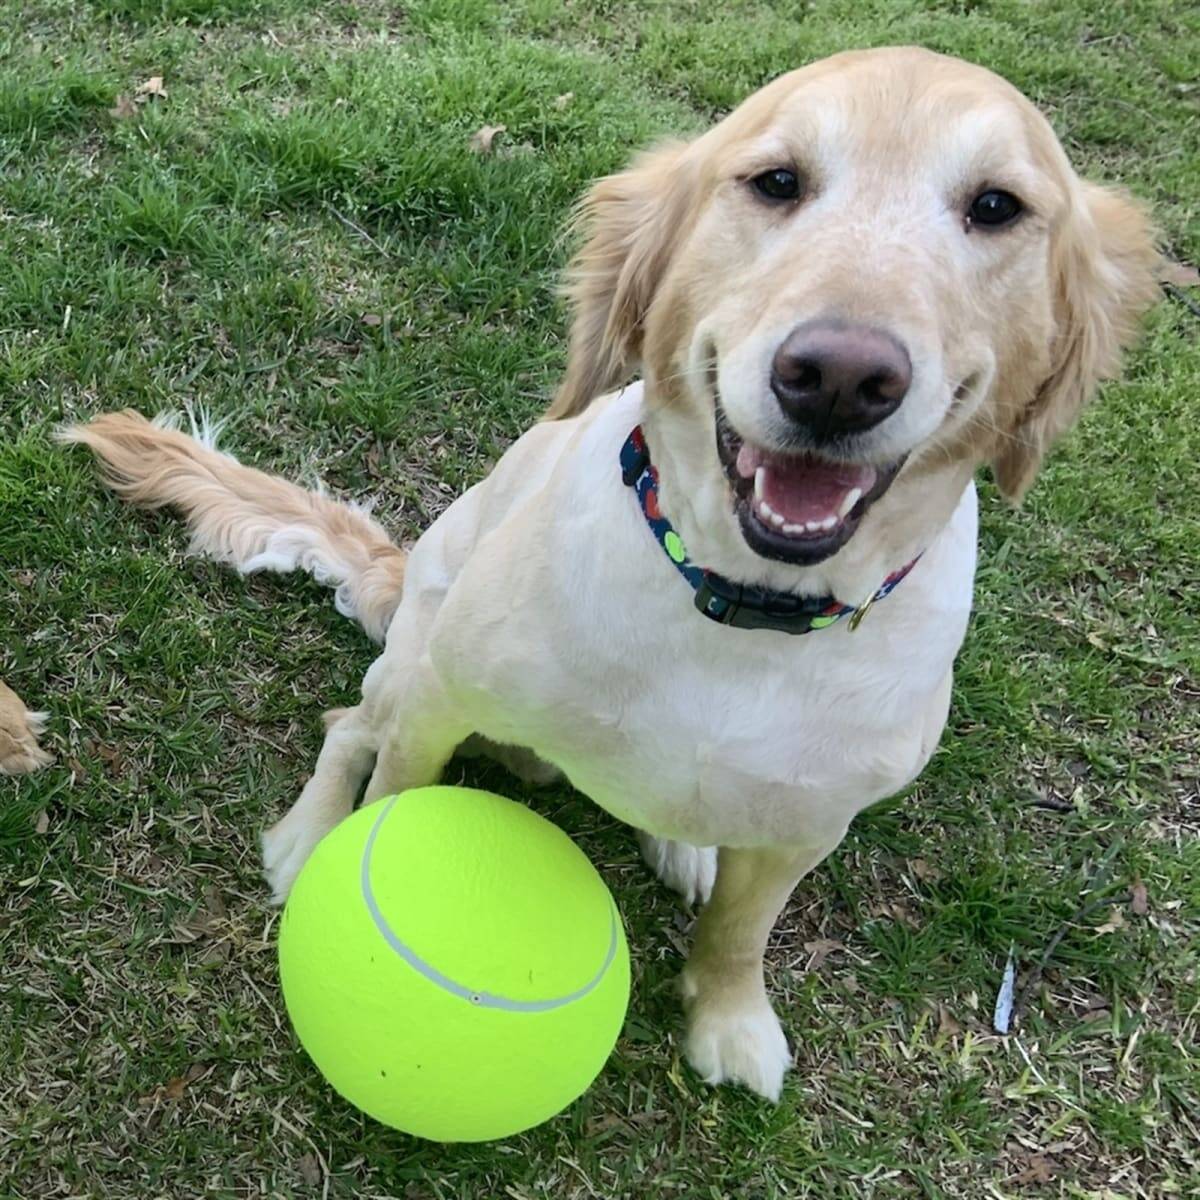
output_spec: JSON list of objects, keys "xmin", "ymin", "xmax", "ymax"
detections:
[{"xmin": 59, "ymin": 410, "xmax": 406, "ymax": 642}]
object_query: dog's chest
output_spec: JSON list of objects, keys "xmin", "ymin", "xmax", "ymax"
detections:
[
  {"xmin": 419, "ymin": 395, "xmax": 978, "ymax": 848},
  {"xmin": 441, "ymin": 566, "xmax": 968, "ymax": 846}
]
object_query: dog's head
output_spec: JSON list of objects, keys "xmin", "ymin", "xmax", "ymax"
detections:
[{"xmin": 549, "ymin": 47, "xmax": 1159, "ymax": 574}]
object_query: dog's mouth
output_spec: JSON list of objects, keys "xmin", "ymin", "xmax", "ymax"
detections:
[{"xmin": 715, "ymin": 408, "xmax": 904, "ymax": 566}]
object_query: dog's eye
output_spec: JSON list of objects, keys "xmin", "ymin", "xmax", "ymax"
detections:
[
  {"xmin": 752, "ymin": 168, "xmax": 801, "ymax": 202},
  {"xmin": 967, "ymin": 189, "xmax": 1022, "ymax": 228}
]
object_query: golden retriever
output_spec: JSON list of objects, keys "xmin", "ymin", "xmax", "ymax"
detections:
[{"xmin": 65, "ymin": 47, "xmax": 1159, "ymax": 1099}]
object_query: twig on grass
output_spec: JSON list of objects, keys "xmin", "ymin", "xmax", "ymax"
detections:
[{"xmin": 325, "ymin": 202, "xmax": 395, "ymax": 259}]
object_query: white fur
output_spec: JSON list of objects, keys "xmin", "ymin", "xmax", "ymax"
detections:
[
  {"xmin": 681, "ymin": 969, "xmax": 793, "ymax": 1101},
  {"xmin": 639, "ymin": 832, "xmax": 717, "ymax": 906},
  {"xmin": 261, "ymin": 382, "xmax": 976, "ymax": 1096}
]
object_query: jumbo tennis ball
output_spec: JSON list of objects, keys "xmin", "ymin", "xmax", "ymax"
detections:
[{"xmin": 277, "ymin": 786, "xmax": 630, "ymax": 1142}]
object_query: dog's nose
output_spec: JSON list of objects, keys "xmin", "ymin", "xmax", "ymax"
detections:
[{"xmin": 770, "ymin": 320, "xmax": 911, "ymax": 436}]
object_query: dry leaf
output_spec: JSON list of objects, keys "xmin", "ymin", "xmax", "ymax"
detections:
[
  {"xmin": 936, "ymin": 1003, "xmax": 964, "ymax": 1037},
  {"xmin": 96, "ymin": 742, "xmax": 124, "ymax": 777},
  {"xmin": 1094, "ymin": 907, "xmax": 1125, "ymax": 934},
  {"xmin": 468, "ymin": 123, "xmax": 506, "ymax": 155},
  {"xmin": 109, "ymin": 94, "xmax": 137, "ymax": 119},
  {"xmin": 584, "ymin": 1113, "xmax": 628, "ymax": 1136},
  {"xmin": 34, "ymin": 810, "xmax": 49, "ymax": 835},
  {"xmin": 361, "ymin": 313, "xmax": 383, "ymax": 327},
  {"xmin": 163, "ymin": 1061, "xmax": 210, "ymax": 1100},
  {"xmin": 135, "ymin": 75, "xmax": 168, "ymax": 102},
  {"xmin": 1013, "ymin": 1153, "xmax": 1058, "ymax": 1185},
  {"xmin": 298, "ymin": 1153, "xmax": 322, "ymax": 1187},
  {"xmin": 1130, "ymin": 878, "xmax": 1149, "ymax": 916},
  {"xmin": 553, "ymin": 91, "xmax": 575, "ymax": 110},
  {"xmin": 202, "ymin": 884, "xmax": 227, "ymax": 920},
  {"xmin": 910, "ymin": 857, "xmax": 939, "ymax": 882},
  {"xmin": 803, "ymin": 938, "xmax": 843, "ymax": 970},
  {"xmin": 1159, "ymin": 258, "xmax": 1200, "ymax": 286}
]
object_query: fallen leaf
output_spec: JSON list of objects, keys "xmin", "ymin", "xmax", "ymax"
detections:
[
  {"xmin": 1013, "ymin": 1152, "xmax": 1058, "ymax": 1185},
  {"xmin": 936, "ymin": 1003, "xmax": 964, "ymax": 1037},
  {"xmin": 135, "ymin": 75, "xmax": 168, "ymax": 102},
  {"xmin": 553, "ymin": 91, "xmax": 574, "ymax": 110},
  {"xmin": 468, "ymin": 123, "xmax": 506, "ymax": 155},
  {"xmin": 1160, "ymin": 258, "xmax": 1199, "ymax": 286},
  {"xmin": 298, "ymin": 1153, "xmax": 322, "ymax": 1187},
  {"xmin": 34, "ymin": 810, "xmax": 49, "ymax": 835},
  {"xmin": 909, "ymin": 857, "xmax": 939, "ymax": 883},
  {"xmin": 109, "ymin": 94, "xmax": 137, "ymax": 119},
  {"xmin": 803, "ymin": 938, "xmax": 843, "ymax": 970},
  {"xmin": 361, "ymin": 313, "xmax": 383, "ymax": 327},
  {"xmin": 96, "ymin": 742, "xmax": 124, "ymax": 777},
  {"xmin": 156, "ymin": 1061, "xmax": 210, "ymax": 1102},
  {"xmin": 1094, "ymin": 907, "xmax": 1125, "ymax": 934},
  {"xmin": 202, "ymin": 884, "xmax": 227, "ymax": 920},
  {"xmin": 584, "ymin": 1113, "xmax": 628, "ymax": 1136},
  {"xmin": 1130, "ymin": 878, "xmax": 1149, "ymax": 916}
]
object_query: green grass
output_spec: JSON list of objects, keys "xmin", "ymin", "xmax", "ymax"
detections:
[{"xmin": 1, "ymin": 1, "xmax": 1197, "ymax": 1196}]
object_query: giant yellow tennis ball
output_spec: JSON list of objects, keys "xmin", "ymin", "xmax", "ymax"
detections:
[{"xmin": 277, "ymin": 786, "xmax": 630, "ymax": 1142}]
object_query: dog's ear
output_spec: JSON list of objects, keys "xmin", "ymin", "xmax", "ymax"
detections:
[
  {"xmin": 992, "ymin": 183, "xmax": 1159, "ymax": 500},
  {"xmin": 546, "ymin": 141, "xmax": 695, "ymax": 420}
]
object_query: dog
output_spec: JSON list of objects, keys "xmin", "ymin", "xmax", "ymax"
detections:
[{"xmin": 65, "ymin": 46, "xmax": 1159, "ymax": 1101}]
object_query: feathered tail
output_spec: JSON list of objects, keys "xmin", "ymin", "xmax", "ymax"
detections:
[{"xmin": 60, "ymin": 411, "xmax": 406, "ymax": 642}]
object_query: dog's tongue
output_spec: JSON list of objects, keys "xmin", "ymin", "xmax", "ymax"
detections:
[{"xmin": 736, "ymin": 443, "xmax": 877, "ymax": 527}]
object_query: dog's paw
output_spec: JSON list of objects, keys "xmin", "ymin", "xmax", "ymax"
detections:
[
  {"xmin": 261, "ymin": 812, "xmax": 332, "ymax": 905},
  {"xmin": 638, "ymin": 832, "xmax": 717, "ymax": 906},
  {"xmin": 680, "ymin": 978, "xmax": 792, "ymax": 1101}
]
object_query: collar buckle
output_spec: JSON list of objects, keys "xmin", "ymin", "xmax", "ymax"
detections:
[{"xmin": 694, "ymin": 572, "xmax": 832, "ymax": 634}]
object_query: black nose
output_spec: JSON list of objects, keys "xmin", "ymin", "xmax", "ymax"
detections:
[{"xmin": 770, "ymin": 320, "xmax": 911, "ymax": 437}]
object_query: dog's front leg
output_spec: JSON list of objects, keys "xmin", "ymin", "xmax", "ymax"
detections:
[{"xmin": 681, "ymin": 838, "xmax": 843, "ymax": 1101}]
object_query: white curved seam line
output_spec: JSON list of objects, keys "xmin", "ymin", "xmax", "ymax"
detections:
[{"xmin": 359, "ymin": 795, "xmax": 617, "ymax": 1012}]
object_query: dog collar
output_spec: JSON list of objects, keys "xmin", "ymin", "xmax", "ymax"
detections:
[{"xmin": 620, "ymin": 425, "xmax": 920, "ymax": 634}]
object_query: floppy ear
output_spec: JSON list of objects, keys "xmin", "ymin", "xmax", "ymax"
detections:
[
  {"xmin": 546, "ymin": 141, "xmax": 695, "ymax": 420},
  {"xmin": 992, "ymin": 183, "xmax": 1159, "ymax": 500}
]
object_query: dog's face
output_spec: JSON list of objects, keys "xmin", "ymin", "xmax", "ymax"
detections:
[{"xmin": 551, "ymin": 47, "xmax": 1158, "ymax": 569}]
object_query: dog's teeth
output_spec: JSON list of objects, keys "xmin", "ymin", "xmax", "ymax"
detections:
[
  {"xmin": 782, "ymin": 522, "xmax": 803, "ymax": 534},
  {"xmin": 838, "ymin": 487, "xmax": 863, "ymax": 519},
  {"xmin": 754, "ymin": 466, "xmax": 766, "ymax": 501},
  {"xmin": 820, "ymin": 515, "xmax": 837, "ymax": 531},
  {"xmin": 758, "ymin": 499, "xmax": 776, "ymax": 521},
  {"xmin": 770, "ymin": 512, "xmax": 785, "ymax": 528},
  {"xmin": 804, "ymin": 520, "xmax": 822, "ymax": 533}
]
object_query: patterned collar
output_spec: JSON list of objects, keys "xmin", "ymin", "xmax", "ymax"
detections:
[{"xmin": 620, "ymin": 424, "xmax": 921, "ymax": 635}]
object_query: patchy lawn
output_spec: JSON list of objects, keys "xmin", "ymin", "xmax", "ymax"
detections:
[{"xmin": 1, "ymin": 1, "xmax": 1197, "ymax": 1197}]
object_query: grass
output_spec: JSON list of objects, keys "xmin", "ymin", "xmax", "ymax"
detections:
[{"xmin": 1, "ymin": 0, "xmax": 1197, "ymax": 1196}]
